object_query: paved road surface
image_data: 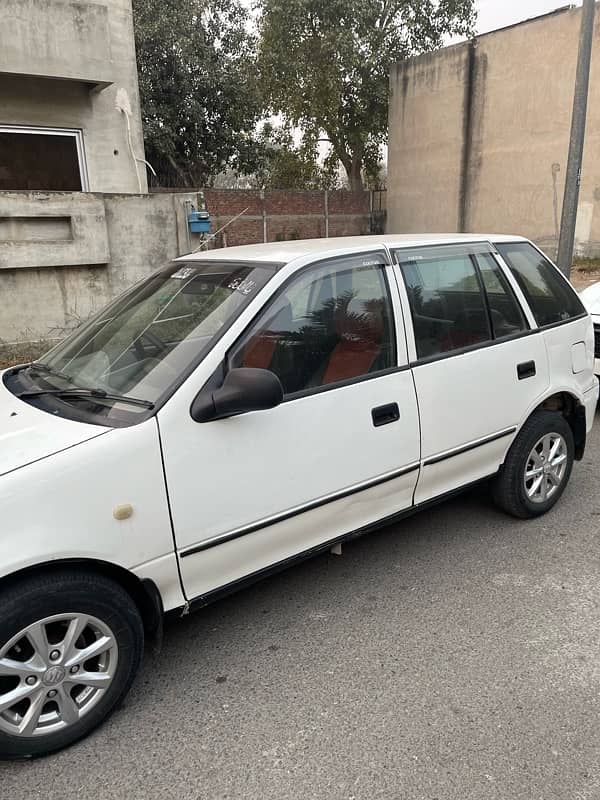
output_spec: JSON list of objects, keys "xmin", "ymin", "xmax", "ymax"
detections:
[{"xmin": 3, "ymin": 412, "xmax": 600, "ymax": 799}]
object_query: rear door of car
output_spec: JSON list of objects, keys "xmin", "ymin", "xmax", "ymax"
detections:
[{"xmin": 390, "ymin": 241, "xmax": 550, "ymax": 504}]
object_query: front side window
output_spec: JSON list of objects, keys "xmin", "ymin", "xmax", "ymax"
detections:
[
  {"xmin": 13, "ymin": 261, "xmax": 273, "ymax": 424},
  {"xmin": 396, "ymin": 249, "xmax": 492, "ymax": 359},
  {"xmin": 496, "ymin": 242, "xmax": 585, "ymax": 327},
  {"xmin": 229, "ymin": 256, "xmax": 396, "ymax": 395}
]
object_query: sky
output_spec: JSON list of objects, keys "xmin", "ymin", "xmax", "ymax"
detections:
[{"xmin": 475, "ymin": 0, "xmax": 582, "ymax": 35}]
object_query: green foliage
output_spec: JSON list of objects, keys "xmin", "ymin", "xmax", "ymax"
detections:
[
  {"xmin": 257, "ymin": 0, "xmax": 476, "ymax": 189},
  {"xmin": 133, "ymin": 0, "xmax": 263, "ymax": 187},
  {"xmin": 255, "ymin": 123, "xmax": 339, "ymax": 190}
]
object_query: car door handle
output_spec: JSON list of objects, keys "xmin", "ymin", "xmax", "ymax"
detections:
[
  {"xmin": 372, "ymin": 403, "xmax": 400, "ymax": 427},
  {"xmin": 517, "ymin": 361, "xmax": 536, "ymax": 380}
]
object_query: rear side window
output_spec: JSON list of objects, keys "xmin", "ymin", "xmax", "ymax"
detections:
[
  {"xmin": 397, "ymin": 250, "xmax": 491, "ymax": 359},
  {"xmin": 496, "ymin": 242, "xmax": 585, "ymax": 327},
  {"xmin": 475, "ymin": 253, "xmax": 528, "ymax": 338}
]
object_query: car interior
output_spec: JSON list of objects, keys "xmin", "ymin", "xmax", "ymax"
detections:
[{"xmin": 235, "ymin": 265, "xmax": 395, "ymax": 394}]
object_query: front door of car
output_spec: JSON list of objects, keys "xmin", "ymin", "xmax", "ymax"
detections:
[
  {"xmin": 158, "ymin": 250, "xmax": 421, "ymax": 601},
  {"xmin": 391, "ymin": 243, "xmax": 550, "ymax": 504}
]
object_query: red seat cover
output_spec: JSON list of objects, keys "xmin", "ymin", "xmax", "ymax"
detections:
[
  {"xmin": 322, "ymin": 309, "xmax": 382, "ymax": 384},
  {"xmin": 241, "ymin": 303, "xmax": 293, "ymax": 370},
  {"xmin": 322, "ymin": 339, "xmax": 380, "ymax": 384},
  {"xmin": 243, "ymin": 334, "xmax": 278, "ymax": 369}
]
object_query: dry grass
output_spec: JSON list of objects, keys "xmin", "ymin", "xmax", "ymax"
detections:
[{"xmin": 0, "ymin": 339, "xmax": 57, "ymax": 370}]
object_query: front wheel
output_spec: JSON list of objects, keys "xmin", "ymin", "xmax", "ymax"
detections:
[
  {"xmin": 493, "ymin": 410, "xmax": 575, "ymax": 519},
  {"xmin": 0, "ymin": 571, "xmax": 143, "ymax": 759}
]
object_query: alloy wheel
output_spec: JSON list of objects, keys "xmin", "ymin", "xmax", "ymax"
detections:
[
  {"xmin": 523, "ymin": 432, "xmax": 568, "ymax": 504},
  {"xmin": 0, "ymin": 613, "xmax": 118, "ymax": 738}
]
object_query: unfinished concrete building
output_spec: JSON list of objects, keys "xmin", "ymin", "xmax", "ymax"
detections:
[{"xmin": 0, "ymin": 0, "xmax": 147, "ymax": 194}]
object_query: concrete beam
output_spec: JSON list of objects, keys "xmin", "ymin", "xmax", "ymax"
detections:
[{"xmin": 0, "ymin": 0, "xmax": 114, "ymax": 91}]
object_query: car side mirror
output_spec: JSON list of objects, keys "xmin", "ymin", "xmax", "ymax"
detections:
[{"xmin": 190, "ymin": 367, "xmax": 284, "ymax": 423}]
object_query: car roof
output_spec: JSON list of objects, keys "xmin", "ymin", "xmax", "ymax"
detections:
[{"xmin": 176, "ymin": 234, "xmax": 528, "ymax": 266}]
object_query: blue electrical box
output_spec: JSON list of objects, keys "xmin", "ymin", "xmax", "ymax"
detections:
[{"xmin": 188, "ymin": 210, "xmax": 211, "ymax": 234}]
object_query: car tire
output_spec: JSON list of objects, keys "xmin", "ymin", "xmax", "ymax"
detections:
[
  {"xmin": 492, "ymin": 410, "xmax": 575, "ymax": 519},
  {"xmin": 0, "ymin": 570, "xmax": 144, "ymax": 760}
]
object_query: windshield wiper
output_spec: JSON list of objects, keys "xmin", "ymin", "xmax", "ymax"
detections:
[
  {"xmin": 25, "ymin": 362, "xmax": 76, "ymax": 384},
  {"xmin": 16, "ymin": 387, "xmax": 154, "ymax": 410}
]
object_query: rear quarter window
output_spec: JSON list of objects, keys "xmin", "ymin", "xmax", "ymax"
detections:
[{"xmin": 496, "ymin": 242, "xmax": 585, "ymax": 327}]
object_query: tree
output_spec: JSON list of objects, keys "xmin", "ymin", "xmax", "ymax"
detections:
[
  {"xmin": 133, "ymin": 0, "xmax": 263, "ymax": 187},
  {"xmin": 257, "ymin": 0, "xmax": 476, "ymax": 190},
  {"xmin": 255, "ymin": 123, "xmax": 340, "ymax": 190}
]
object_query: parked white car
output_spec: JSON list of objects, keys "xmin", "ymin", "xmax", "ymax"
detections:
[
  {"xmin": 0, "ymin": 234, "xmax": 597, "ymax": 758},
  {"xmin": 579, "ymin": 281, "xmax": 600, "ymax": 374}
]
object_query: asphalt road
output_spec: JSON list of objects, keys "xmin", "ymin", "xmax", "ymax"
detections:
[{"xmin": 3, "ymin": 414, "xmax": 600, "ymax": 800}]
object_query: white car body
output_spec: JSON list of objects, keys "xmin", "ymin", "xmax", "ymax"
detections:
[
  {"xmin": 1, "ymin": 234, "xmax": 597, "ymax": 614},
  {"xmin": 579, "ymin": 280, "xmax": 600, "ymax": 374}
]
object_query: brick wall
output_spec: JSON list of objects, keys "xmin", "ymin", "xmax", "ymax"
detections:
[{"xmin": 199, "ymin": 189, "xmax": 372, "ymax": 248}]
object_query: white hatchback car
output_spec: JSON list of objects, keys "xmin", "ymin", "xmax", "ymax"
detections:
[{"xmin": 0, "ymin": 235, "xmax": 597, "ymax": 758}]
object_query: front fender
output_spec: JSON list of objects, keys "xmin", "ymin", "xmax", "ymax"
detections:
[{"xmin": 0, "ymin": 418, "xmax": 184, "ymax": 611}]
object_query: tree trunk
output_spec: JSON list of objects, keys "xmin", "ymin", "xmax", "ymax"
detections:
[
  {"xmin": 332, "ymin": 137, "xmax": 366, "ymax": 191},
  {"xmin": 345, "ymin": 151, "xmax": 365, "ymax": 192},
  {"xmin": 348, "ymin": 171, "xmax": 365, "ymax": 192}
]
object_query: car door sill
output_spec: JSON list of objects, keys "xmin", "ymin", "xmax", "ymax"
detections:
[{"xmin": 183, "ymin": 473, "xmax": 497, "ymax": 614}]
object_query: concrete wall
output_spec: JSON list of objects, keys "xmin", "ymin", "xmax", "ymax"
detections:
[
  {"xmin": 388, "ymin": 5, "xmax": 600, "ymax": 258},
  {"xmin": 0, "ymin": 0, "xmax": 147, "ymax": 194},
  {"xmin": 1, "ymin": 0, "xmax": 114, "ymax": 88},
  {"xmin": 0, "ymin": 190, "xmax": 373, "ymax": 345},
  {"xmin": 0, "ymin": 193, "xmax": 110, "ymax": 269},
  {"xmin": 0, "ymin": 192, "xmax": 193, "ymax": 344},
  {"xmin": 388, "ymin": 47, "xmax": 468, "ymax": 233}
]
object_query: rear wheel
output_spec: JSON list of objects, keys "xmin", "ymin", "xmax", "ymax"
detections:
[
  {"xmin": 0, "ymin": 571, "xmax": 143, "ymax": 759},
  {"xmin": 493, "ymin": 410, "xmax": 574, "ymax": 519}
]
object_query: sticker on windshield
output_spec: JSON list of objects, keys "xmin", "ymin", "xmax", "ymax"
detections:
[
  {"xmin": 171, "ymin": 266, "xmax": 197, "ymax": 280},
  {"xmin": 227, "ymin": 277, "xmax": 258, "ymax": 295}
]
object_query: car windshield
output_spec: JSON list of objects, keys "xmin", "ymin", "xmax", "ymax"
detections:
[{"xmin": 21, "ymin": 260, "xmax": 274, "ymax": 423}]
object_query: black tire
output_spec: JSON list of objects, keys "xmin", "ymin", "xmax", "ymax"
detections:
[
  {"xmin": 0, "ymin": 570, "xmax": 143, "ymax": 760},
  {"xmin": 492, "ymin": 410, "xmax": 575, "ymax": 519}
]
